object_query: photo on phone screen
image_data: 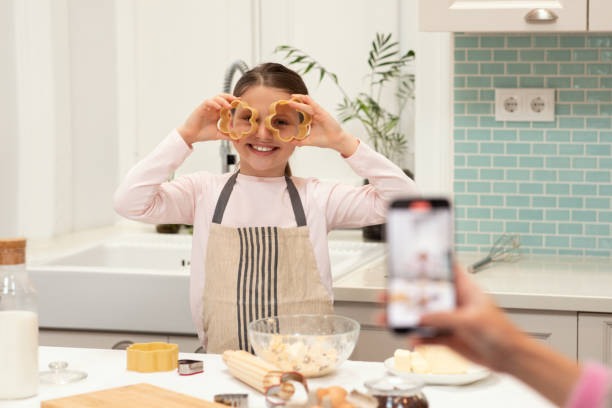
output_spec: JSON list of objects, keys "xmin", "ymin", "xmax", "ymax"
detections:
[{"xmin": 386, "ymin": 198, "xmax": 455, "ymax": 334}]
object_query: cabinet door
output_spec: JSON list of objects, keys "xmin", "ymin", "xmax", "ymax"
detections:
[
  {"xmin": 168, "ymin": 335, "xmax": 205, "ymax": 354},
  {"xmin": 578, "ymin": 313, "xmax": 612, "ymax": 364},
  {"xmin": 506, "ymin": 309, "xmax": 577, "ymax": 360},
  {"xmin": 335, "ymin": 301, "xmax": 403, "ymax": 362},
  {"xmin": 349, "ymin": 326, "xmax": 412, "ymax": 362},
  {"xmin": 419, "ymin": 0, "xmax": 587, "ymax": 32},
  {"xmin": 39, "ymin": 329, "xmax": 167, "ymax": 349},
  {"xmin": 589, "ymin": 0, "xmax": 612, "ymax": 31}
]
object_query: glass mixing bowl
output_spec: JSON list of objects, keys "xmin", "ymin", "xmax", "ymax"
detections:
[{"xmin": 247, "ymin": 314, "xmax": 360, "ymax": 378}]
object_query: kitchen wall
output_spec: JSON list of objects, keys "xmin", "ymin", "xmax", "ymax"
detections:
[
  {"xmin": 2, "ymin": 0, "xmax": 418, "ymax": 238},
  {"xmin": 124, "ymin": 0, "xmax": 417, "ymax": 184},
  {"xmin": 0, "ymin": 0, "xmax": 19, "ymax": 236},
  {"xmin": 453, "ymin": 33, "xmax": 612, "ymax": 256}
]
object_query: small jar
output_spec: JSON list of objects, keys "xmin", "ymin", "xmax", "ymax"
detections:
[
  {"xmin": 0, "ymin": 238, "xmax": 39, "ymax": 399},
  {"xmin": 365, "ymin": 375, "xmax": 428, "ymax": 408}
]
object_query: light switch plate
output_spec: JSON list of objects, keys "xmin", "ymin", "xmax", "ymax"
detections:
[{"xmin": 495, "ymin": 88, "xmax": 555, "ymax": 122}]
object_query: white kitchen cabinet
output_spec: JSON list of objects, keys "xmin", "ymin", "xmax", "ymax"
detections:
[
  {"xmin": 588, "ymin": 0, "xmax": 612, "ymax": 32},
  {"xmin": 336, "ymin": 302, "xmax": 578, "ymax": 361},
  {"xmin": 578, "ymin": 313, "xmax": 612, "ymax": 364},
  {"xmin": 39, "ymin": 329, "xmax": 166, "ymax": 350},
  {"xmin": 335, "ymin": 302, "xmax": 409, "ymax": 362},
  {"xmin": 506, "ymin": 309, "xmax": 577, "ymax": 360},
  {"xmin": 419, "ymin": 0, "xmax": 587, "ymax": 32},
  {"xmin": 168, "ymin": 335, "xmax": 204, "ymax": 354}
]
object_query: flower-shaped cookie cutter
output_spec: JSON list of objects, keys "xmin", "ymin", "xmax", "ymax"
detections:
[
  {"xmin": 264, "ymin": 372, "xmax": 309, "ymax": 407},
  {"xmin": 264, "ymin": 98, "xmax": 312, "ymax": 142},
  {"xmin": 217, "ymin": 100, "xmax": 259, "ymax": 140}
]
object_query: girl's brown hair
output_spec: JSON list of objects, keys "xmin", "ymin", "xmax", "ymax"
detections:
[{"xmin": 233, "ymin": 63, "xmax": 309, "ymax": 177}]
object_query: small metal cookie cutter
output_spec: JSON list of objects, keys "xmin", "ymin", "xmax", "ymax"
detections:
[
  {"xmin": 265, "ymin": 372, "xmax": 309, "ymax": 407},
  {"xmin": 177, "ymin": 359, "xmax": 203, "ymax": 375},
  {"xmin": 214, "ymin": 393, "xmax": 249, "ymax": 408}
]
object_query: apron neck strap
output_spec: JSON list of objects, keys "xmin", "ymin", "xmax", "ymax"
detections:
[{"xmin": 212, "ymin": 172, "xmax": 307, "ymax": 227}]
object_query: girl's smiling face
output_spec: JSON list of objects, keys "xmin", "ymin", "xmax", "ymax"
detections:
[{"xmin": 231, "ymin": 86, "xmax": 296, "ymax": 177}]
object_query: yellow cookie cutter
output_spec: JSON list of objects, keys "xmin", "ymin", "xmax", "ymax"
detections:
[
  {"xmin": 126, "ymin": 342, "xmax": 179, "ymax": 373},
  {"xmin": 264, "ymin": 98, "xmax": 312, "ymax": 142},
  {"xmin": 217, "ymin": 100, "xmax": 259, "ymax": 140}
]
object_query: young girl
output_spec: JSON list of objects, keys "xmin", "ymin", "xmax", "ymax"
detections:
[{"xmin": 114, "ymin": 63, "xmax": 419, "ymax": 353}]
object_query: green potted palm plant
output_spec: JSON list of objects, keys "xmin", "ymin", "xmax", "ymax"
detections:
[{"xmin": 275, "ymin": 33, "xmax": 415, "ymax": 241}]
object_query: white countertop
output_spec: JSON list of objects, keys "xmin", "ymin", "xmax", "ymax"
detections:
[
  {"xmin": 333, "ymin": 253, "xmax": 612, "ymax": 312},
  {"xmin": 0, "ymin": 346, "xmax": 554, "ymax": 408}
]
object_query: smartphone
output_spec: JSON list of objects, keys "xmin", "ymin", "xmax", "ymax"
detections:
[{"xmin": 386, "ymin": 198, "xmax": 455, "ymax": 335}]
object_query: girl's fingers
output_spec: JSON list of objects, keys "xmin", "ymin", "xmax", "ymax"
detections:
[
  {"xmin": 214, "ymin": 96, "xmax": 232, "ymax": 109},
  {"xmin": 218, "ymin": 94, "xmax": 238, "ymax": 105},
  {"xmin": 206, "ymin": 100, "xmax": 223, "ymax": 110},
  {"xmin": 292, "ymin": 94, "xmax": 322, "ymax": 109},
  {"xmin": 287, "ymin": 101, "xmax": 315, "ymax": 116},
  {"xmin": 219, "ymin": 93, "xmax": 237, "ymax": 100},
  {"xmin": 289, "ymin": 138, "xmax": 310, "ymax": 147}
]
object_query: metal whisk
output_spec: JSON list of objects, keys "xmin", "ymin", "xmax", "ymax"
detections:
[{"xmin": 469, "ymin": 234, "xmax": 521, "ymax": 273}]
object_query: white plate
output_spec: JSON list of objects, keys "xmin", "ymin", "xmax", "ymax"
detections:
[{"xmin": 384, "ymin": 357, "xmax": 490, "ymax": 385}]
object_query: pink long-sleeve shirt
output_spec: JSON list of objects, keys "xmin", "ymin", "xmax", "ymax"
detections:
[
  {"xmin": 566, "ymin": 363, "xmax": 611, "ymax": 408},
  {"xmin": 113, "ymin": 129, "xmax": 419, "ymax": 340}
]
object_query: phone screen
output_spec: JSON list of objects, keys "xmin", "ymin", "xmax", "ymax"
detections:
[{"xmin": 386, "ymin": 198, "xmax": 455, "ymax": 333}]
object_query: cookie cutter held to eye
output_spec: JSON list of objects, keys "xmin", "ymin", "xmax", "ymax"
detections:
[
  {"xmin": 217, "ymin": 100, "xmax": 259, "ymax": 140},
  {"xmin": 264, "ymin": 98, "xmax": 312, "ymax": 143}
]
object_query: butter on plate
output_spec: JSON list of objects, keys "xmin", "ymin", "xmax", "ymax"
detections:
[{"xmin": 393, "ymin": 346, "xmax": 468, "ymax": 375}]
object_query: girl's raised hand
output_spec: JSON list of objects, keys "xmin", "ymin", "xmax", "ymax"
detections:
[
  {"xmin": 287, "ymin": 95, "xmax": 359, "ymax": 157},
  {"xmin": 177, "ymin": 94, "xmax": 238, "ymax": 147}
]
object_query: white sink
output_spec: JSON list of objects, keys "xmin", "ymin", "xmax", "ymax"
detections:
[
  {"xmin": 28, "ymin": 233, "xmax": 385, "ymax": 334},
  {"xmin": 38, "ymin": 234, "xmax": 384, "ymax": 279}
]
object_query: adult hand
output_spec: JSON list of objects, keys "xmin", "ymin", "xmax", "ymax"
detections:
[
  {"xmin": 415, "ymin": 265, "xmax": 527, "ymax": 372},
  {"xmin": 415, "ymin": 266, "xmax": 581, "ymax": 407},
  {"xmin": 177, "ymin": 93, "xmax": 238, "ymax": 147},
  {"xmin": 286, "ymin": 94, "xmax": 359, "ymax": 157}
]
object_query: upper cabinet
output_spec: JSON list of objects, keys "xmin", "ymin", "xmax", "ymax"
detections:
[
  {"xmin": 419, "ymin": 0, "xmax": 589, "ymax": 32},
  {"xmin": 589, "ymin": 0, "xmax": 612, "ymax": 31}
]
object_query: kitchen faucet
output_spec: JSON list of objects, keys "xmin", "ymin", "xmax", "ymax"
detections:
[{"xmin": 220, "ymin": 60, "xmax": 249, "ymax": 173}]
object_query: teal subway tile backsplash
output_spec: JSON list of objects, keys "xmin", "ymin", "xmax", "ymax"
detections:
[
  {"xmin": 560, "ymin": 63, "xmax": 585, "ymax": 75},
  {"xmin": 547, "ymin": 50, "xmax": 571, "ymax": 61},
  {"xmin": 453, "ymin": 33, "xmax": 612, "ymax": 255}
]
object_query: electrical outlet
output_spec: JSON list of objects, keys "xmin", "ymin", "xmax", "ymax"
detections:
[{"xmin": 495, "ymin": 88, "xmax": 555, "ymax": 122}]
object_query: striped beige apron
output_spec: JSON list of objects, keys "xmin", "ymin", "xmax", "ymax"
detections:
[{"xmin": 202, "ymin": 172, "xmax": 333, "ymax": 353}]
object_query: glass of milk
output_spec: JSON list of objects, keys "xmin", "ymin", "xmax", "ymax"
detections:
[{"xmin": 0, "ymin": 238, "xmax": 39, "ymax": 400}]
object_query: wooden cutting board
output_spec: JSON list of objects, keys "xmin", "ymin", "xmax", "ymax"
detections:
[{"xmin": 41, "ymin": 383, "xmax": 230, "ymax": 408}]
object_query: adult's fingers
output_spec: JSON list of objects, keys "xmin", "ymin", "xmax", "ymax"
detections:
[
  {"xmin": 375, "ymin": 311, "xmax": 387, "ymax": 327},
  {"xmin": 419, "ymin": 310, "xmax": 463, "ymax": 331}
]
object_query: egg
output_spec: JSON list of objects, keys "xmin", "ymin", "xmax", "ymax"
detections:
[
  {"xmin": 316, "ymin": 387, "xmax": 329, "ymax": 402},
  {"xmin": 326, "ymin": 386, "xmax": 348, "ymax": 408}
]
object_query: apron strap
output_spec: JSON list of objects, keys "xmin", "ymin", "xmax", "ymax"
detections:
[
  {"xmin": 212, "ymin": 172, "xmax": 239, "ymax": 224},
  {"xmin": 212, "ymin": 172, "xmax": 307, "ymax": 227},
  {"xmin": 285, "ymin": 176, "xmax": 307, "ymax": 227}
]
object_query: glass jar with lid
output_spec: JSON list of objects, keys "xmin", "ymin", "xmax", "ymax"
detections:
[
  {"xmin": 364, "ymin": 375, "xmax": 428, "ymax": 408},
  {"xmin": 0, "ymin": 238, "xmax": 39, "ymax": 399}
]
